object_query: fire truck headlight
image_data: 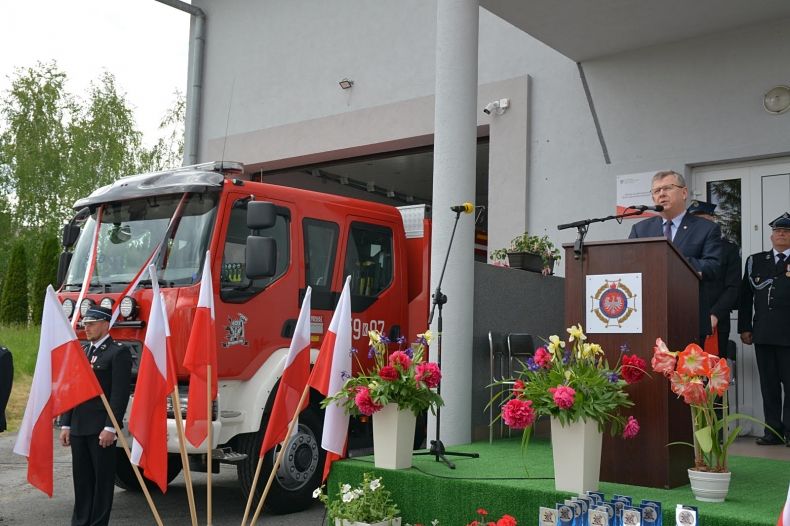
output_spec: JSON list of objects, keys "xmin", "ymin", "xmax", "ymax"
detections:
[
  {"xmin": 61, "ymin": 298, "xmax": 75, "ymax": 318},
  {"xmin": 79, "ymin": 298, "xmax": 95, "ymax": 317},
  {"xmin": 119, "ymin": 296, "xmax": 137, "ymax": 318},
  {"xmin": 100, "ymin": 297, "xmax": 114, "ymax": 310}
]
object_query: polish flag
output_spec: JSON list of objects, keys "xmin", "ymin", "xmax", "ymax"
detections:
[
  {"xmin": 129, "ymin": 267, "xmax": 171, "ymax": 492},
  {"xmin": 259, "ymin": 287, "xmax": 312, "ymax": 456},
  {"xmin": 13, "ymin": 286, "xmax": 103, "ymax": 496},
  {"xmin": 308, "ymin": 276, "xmax": 352, "ymax": 481},
  {"xmin": 779, "ymin": 482, "xmax": 790, "ymax": 526},
  {"xmin": 183, "ymin": 252, "xmax": 218, "ymax": 447}
]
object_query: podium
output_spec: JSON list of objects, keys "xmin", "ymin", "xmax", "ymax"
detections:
[{"xmin": 563, "ymin": 237, "xmax": 696, "ymax": 489}]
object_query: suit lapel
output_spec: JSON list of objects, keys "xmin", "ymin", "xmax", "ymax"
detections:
[{"xmin": 672, "ymin": 214, "xmax": 693, "ymax": 248}]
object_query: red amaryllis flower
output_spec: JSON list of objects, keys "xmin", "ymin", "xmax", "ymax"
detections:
[
  {"xmin": 497, "ymin": 515, "xmax": 517, "ymax": 526},
  {"xmin": 378, "ymin": 365, "xmax": 399, "ymax": 382},
  {"xmin": 534, "ymin": 346, "xmax": 551, "ymax": 368},
  {"xmin": 501, "ymin": 398, "xmax": 535, "ymax": 429},
  {"xmin": 477, "ymin": 509, "xmax": 488, "ymax": 517},
  {"xmin": 621, "ymin": 354, "xmax": 646, "ymax": 384},
  {"xmin": 389, "ymin": 350, "xmax": 412, "ymax": 371},
  {"xmin": 705, "ymin": 357, "xmax": 731, "ymax": 396},
  {"xmin": 548, "ymin": 385, "xmax": 576, "ymax": 409},
  {"xmin": 513, "ymin": 379, "xmax": 525, "ymax": 396},
  {"xmin": 354, "ymin": 387, "xmax": 383, "ymax": 416},
  {"xmin": 622, "ymin": 416, "xmax": 640, "ymax": 439},
  {"xmin": 677, "ymin": 343, "xmax": 707, "ymax": 376},
  {"xmin": 669, "ymin": 372, "xmax": 687, "ymax": 397},
  {"xmin": 682, "ymin": 378, "xmax": 707, "ymax": 406},
  {"xmin": 651, "ymin": 338, "xmax": 676, "ymax": 378},
  {"xmin": 415, "ymin": 362, "xmax": 441, "ymax": 388}
]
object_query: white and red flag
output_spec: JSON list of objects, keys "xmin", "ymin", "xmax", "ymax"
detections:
[
  {"xmin": 259, "ymin": 287, "xmax": 312, "ymax": 456},
  {"xmin": 308, "ymin": 276, "xmax": 352, "ymax": 481},
  {"xmin": 778, "ymin": 481, "xmax": 790, "ymax": 526},
  {"xmin": 183, "ymin": 252, "xmax": 218, "ymax": 447},
  {"xmin": 13, "ymin": 286, "xmax": 103, "ymax": 496},
  {"xmin": 129, "ymin": 267, "xmax": 173, "ymax": 492}
]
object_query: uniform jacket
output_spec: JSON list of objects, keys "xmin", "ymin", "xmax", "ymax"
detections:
[
  {"xmin": 709, "ymin": 239, "xmax": 741, "ymax": 322},
  {"xmin": 0, "ymin": 346, "xmax": 12, "ymax": 432},
  {"xmin": 738, "ymin": 250, "xmax": 790, "ymax": 347},
  {"xmin": 629, "ymin": 213, "xmax": 723, "ymax": 337},
  {"xmin": 60, "ymin": 337, "xmax": 132, "ymax": 436}
]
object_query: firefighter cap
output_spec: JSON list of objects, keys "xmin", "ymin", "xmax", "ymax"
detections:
[
  {"xmin": 83, "ymin": 305, "xmax": 112, "ymax": 323},
  {"xmin": 769, "ymin": 212, "xmax": 790, "ymax": 231},
  {"xmin": 687, "ymin": 200, "xmax": 716, "ymax": 216}
]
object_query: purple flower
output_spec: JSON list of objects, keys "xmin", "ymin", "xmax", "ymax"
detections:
[
  {"xmin": 368, "ymin": 346, "xmax": 377, "ymax": 359},
  {"xmin": 526, "ymin": 357, "xmax": 540, "ymax": 372},
  {"xmin": 404, "ymin": 347, "xmax": 414, "ymax": 358},
  {"xmin": 396, "ymin": 335, "xmax": 406, "ymax": 345},
  {"xmin": 562, "ymin": 349, "xmax": 571, "ymax": 365},
  {"xmin": 620, "ymin": 343, "xmax": 631, "ymax": 354},
  {"xmin": 340, "ymin": 370, "xmax": 351, "ymax": 381},
  {"xmin": 606, "ymin": 371, "xmax": 620, "ymax": 383},
  {"xmin": 349, "ymin": 347, "xmax": 358, "ymax": 356},
  {"xmin": 380, "ymin": 335, "xmax": 391, "ymax": 344},
  {"xmin": 417, "ymin": 335, "xmax": 428, "ymax": 347}
]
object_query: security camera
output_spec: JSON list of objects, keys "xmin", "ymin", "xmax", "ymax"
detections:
[{"xmin": 483, "ymin": 101, "xmax": 498, "ymax": 115}]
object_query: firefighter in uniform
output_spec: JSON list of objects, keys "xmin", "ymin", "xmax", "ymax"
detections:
[
  {"xmin": 738, "ymin": 212, "xmax": 790, "ymax": 446},
  {"xmin": 59, "ymin": 306, "xmax": 132, "ymax": 525}
]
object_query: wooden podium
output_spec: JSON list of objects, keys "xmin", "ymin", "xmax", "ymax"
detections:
[{"xmin": 563, "ymin": 238, "xmax": 696, "ymax": 489}]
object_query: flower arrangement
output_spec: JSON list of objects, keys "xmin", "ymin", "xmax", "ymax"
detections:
[
  {"xmin": 466, "ymin": 508, "xmax": 517, "ymax": 526},
  {"xmin": 495, "ymin": 324, "xmax": 643, "ymax": 438},
  {"xmin": 651, "ymin": 338, "xmax": 771, "ymax": 472},
  {"xmin": 490, "ymin": 231, "xmax": 561, "ymax": 269},
  {"xmin": 314, "ymin": 472, "xmax": 400, "ymax": 525},
  {"xmin": 323, "ymin": 330, "xmax": 444, "ymax": 417}
]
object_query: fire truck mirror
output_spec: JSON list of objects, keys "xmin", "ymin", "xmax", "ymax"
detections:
[
  {"xmin": 245, "ymin": 236, "xmax": 277, "ymax": 279},
  {"xmin": 56, "ymin": 252, "xmax": 72, "ymax": 288},
  {"xmin": 246, "ymin": 201, "xmax": 276, "ymax": 230},
  {"xmin": 61, "ymin": 223, "xmax": 81, "ymax": 248}
]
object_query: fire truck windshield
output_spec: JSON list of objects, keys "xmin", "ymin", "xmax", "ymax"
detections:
[{"xmin": 63, "ymin": 193, "xmax": 219, "ymax": 292}]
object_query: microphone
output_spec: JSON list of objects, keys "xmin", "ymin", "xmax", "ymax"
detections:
[
  {"xmin": 631, "ymin": 204, "xmax": 664, "ymax": 212},
  {"xmin": 450, "ymin": 202, "xmax": 475, "ymax": 214}
]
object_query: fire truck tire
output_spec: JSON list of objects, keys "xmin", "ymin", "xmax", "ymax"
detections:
[
  {"xmin": 237, "ymin": 403, "xmax": 325, "ymax": 514},
  {"xmin": 114, "ymin": 449, "xmax": 183, "ymax": 492}
]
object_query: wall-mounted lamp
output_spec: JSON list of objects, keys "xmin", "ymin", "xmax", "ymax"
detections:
[
  {"xmin": 482, "ymin": 98, "xmax": 510, "ymax": 116},
  {"xmin": 339, "ymin": 78, "xmax": 354, "ymax": 90},
  {"xmin": 763, "ymin": 85, "xmax": 790, "ymax": 115}
]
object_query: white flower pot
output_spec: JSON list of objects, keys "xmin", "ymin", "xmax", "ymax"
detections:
[
  {"xmin": 687, "ymin": 469, "xmax": 731, "ymax": 502},
  {"xmin": 372, "ymin": 403, "xmax": 416, "ymax": 469},
  {"xmin": 335, "ymin": 518, "xmax": 402, "ymax": 526},
  {"xmin": 550, "ymin": 417, "xmax": 603, "ymax": 493}
]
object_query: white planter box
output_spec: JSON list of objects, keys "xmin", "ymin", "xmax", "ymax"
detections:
[
  {"xmin": 372, "ymin": 403, "xmax": 416, "ymax": 469},
  {"xmin": 550, "ymin": 417, "xmax": 603, "ymax": 493}
]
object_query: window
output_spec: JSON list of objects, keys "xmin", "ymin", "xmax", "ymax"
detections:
[
  {"xmin": 344, "ymin": 222, "xmax": 393, "ymax": 298},
  {"xmin": 303, "ymin": 219, "xmax": 339, "ymax": 292},
  {"xmin": 220, "ymin": 199, "xmax": 290, "ymax": 303}
]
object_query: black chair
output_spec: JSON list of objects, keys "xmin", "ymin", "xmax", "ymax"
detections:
[
  {"xmin": 507, "ymin": 333, "xmax": 535, "ymax": 376},
  {"xmin": 488, "ymin": 331, "xmax": 508, "ymax": 443}
]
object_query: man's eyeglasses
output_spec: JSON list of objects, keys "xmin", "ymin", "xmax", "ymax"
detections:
[{"xmin": 650, "ymin": 184, "xmax": 685, "ymax": 196}]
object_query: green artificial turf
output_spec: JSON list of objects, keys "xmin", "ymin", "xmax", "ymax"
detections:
[{"xmin": 328, "ymin": 438, "xmax": 789, "ymax": 526}]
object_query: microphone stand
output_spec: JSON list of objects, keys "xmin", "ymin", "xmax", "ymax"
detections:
[
  {"xmin": 414, "ymin": 208, "xmax": 479, "ymax": 469},
  {"xmin": 556, "ymin": 207, "xmax": 648, "ymax": 325}
]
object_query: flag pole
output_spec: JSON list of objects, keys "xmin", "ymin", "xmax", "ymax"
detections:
[
  {"xmin": 99, "ymin": 393, "xmax": 163, "ymax": 526},
  {"xmin": 249, "ymin": 385, "xmax": 311, "ymax": 526},
  {"xmin": 171, "ymin": 389, "xmax": 198, "ymax": 526},
  {"xmin": 240, "ymin": 455, "xmax": 264, "ymax": 526},
  {"xmin": 207, "ymin": 364, "xmax": 213, "ymax": 526}
]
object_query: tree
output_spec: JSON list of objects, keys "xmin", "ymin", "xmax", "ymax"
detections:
[
  {"xmin": 0, "ymin": 241, "xmax": 29, "ymax": 325},
  {"xmin": 141, "ymin": 89, "xmax": 185, "ymax": 171},
  {"xmin": 30, "ymin": 235, "xmax": 60, "ymax": 324}
]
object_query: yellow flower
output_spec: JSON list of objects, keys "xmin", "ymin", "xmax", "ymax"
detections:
[
  {"xmin": 566, "ymin": 324, "xmax": 586, "ymax": 343},
  {"xmin": 548, "ymin": 335, "xmax": 565, "ymax": 357},
  {"xmin": 419, "ymin": 330, "xmax": 432, "ymax": 344},
  {"xmin": 588, "ymin": 343, "xmax": 604, "ymax": 357},
  {"xmin": 368, "ymin": 330, "xmax": 381, "ymax": 344}
]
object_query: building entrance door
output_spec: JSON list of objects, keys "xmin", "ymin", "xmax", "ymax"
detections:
[{"xmin": 693, "ymin": 158, "xmax": 790, "ymax": 435}]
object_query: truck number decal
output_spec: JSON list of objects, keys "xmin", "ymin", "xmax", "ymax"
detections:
[{"xmin": 352, "ymin": 318, "xmax": 385, "ymax": 341}]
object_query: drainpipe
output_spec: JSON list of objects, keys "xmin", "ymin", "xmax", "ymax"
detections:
[{"xmin": 155, "ymin": 0, "xmax": 205, "ymax": 166}]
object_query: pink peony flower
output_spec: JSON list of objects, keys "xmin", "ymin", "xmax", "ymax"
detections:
[
  {"xmin": 513, "ymin": 379, "xmax": 525, "ymax": 396},
  {"xmin": 354, "ymin": 387, "xmax": 383, "ymax": 416},
  {"xmin": 378, "ymin": 365, "xmax": 399, "ymax": 381},
  {"xmin": 622, "ymin": 416, "xmax": 640, "ymax": 439},
  {"xmin": 621, "ymin": 354, "xmax": 646, "ymax": 384},
  {"xmin": 501, "ymin": 398, "xmax": 535, "ymax": 429},
  {"xmin": 548, "ymin": 385, "xmax": 576, "ymax": 409},
  {"xmin": 415, "ymin": 362, "xmax": 441, "ymax": 388},
  {"xmin": 388, "ymin": 350, "xmax": 412, "ymax": 371},
  {"xmin": 497, "ymin": 515, "xmax": 517, "ymax": 526},
  {"xmin": 533, "ymin": 346, "xmax": 551, "ymax": 368}
]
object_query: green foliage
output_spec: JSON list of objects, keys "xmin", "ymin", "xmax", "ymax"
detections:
[
  {"xmin": 0, "ymin": 241, "xmax": 29, "ymax": 324},
  {"xmin": 140, "ymin": 89, "xmax": 185, "ymax": 171},
  {"xmin": 490, "ymin": 232, "xmax": 561, "ymax": 267},
  {"xmin": 316, "ymin": 472, "xmax": 400, "ymax": 524},
  {"xmin": 30, "ymin": 236, "xmax": 60, "ymax": 324},
  {"xmin": 0, "ymin": 324, "xmax": 39, "ymax": 378}
]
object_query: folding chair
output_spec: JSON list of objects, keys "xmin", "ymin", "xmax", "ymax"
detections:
[
  {"xmin": 507, "ymin": 333, "xmax": 535, "ymax": 376},
  {"xmin": 488, "ymin": 331, "xmax": 508, "ymax": 443}
]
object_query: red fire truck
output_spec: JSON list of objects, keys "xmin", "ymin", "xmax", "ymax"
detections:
[{"xmin": 57, "ymin": 161, "xmax": 431, "ymax": 513}]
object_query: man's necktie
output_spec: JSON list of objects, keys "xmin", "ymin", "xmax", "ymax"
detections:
[
  {"xmin": 86, "ymin": 345, "xmax": 96, "ymax": 360},
  {"xmin": 777, "ymin": 253, "xmax": 787, "ymax": 275},
  {"xmin": 663, "ymin": 220, "xmax": 672, "ymax": 240}
]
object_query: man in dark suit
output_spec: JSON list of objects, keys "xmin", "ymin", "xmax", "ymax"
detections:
[
  {"xmin": 629, "ymin": 170, "xmax": 722, "ymax": 340},
  {"xmin": 0, "ymin": 345, "xmax": 12, "ymax": 432},
  {"xmin": 59, "ymin": 306, "xmax": 132, "ymax": 526},
  {"xmin": 738, "ymin": 212, "xmax": 790, "ymax": 446},
  {"xmin": 686, "ymin": 200, "xmax": 741, "ymax": 358}
]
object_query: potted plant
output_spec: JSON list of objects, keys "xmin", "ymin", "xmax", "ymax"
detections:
[
  {"xmin": 322, "ymin": 331, "xmax": 443, "ymax": 469},
  {"xmin": 489, "ymin": 232, "xmax": 561, "ymax": 275},
  {"xmin": 314, "ymin": 472, "xmax": 401, "ymax": 526},
  {"xmin": 650, "ymin": 338, "xmax": 776, "ymax": 502},
  {"xmin": 493, "ymin": 324, "xmax": 644, "ymax": 493}
]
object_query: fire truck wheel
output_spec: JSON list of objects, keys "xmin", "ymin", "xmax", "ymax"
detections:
[
  {"xmin": 236, "ymin": 403, "xmax": 325, "ymax": 514},
  {"xmin": 114, "ymin": 449, "xmax": 183, "ymax": 493}
]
